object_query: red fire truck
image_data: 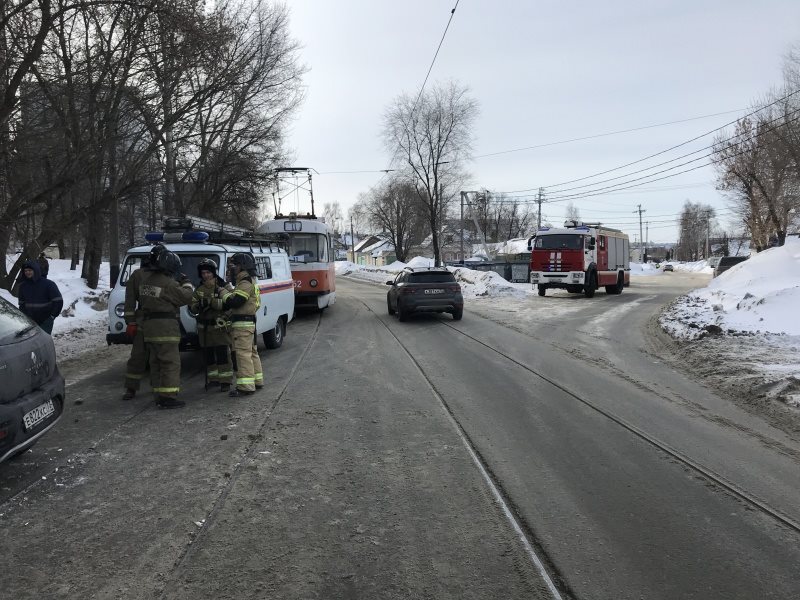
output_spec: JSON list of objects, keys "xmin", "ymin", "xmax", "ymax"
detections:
[{"xmin": 527, "ymin": 220, "xmax": 630, "ymax": 298}]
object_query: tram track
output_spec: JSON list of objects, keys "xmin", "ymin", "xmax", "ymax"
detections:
[
  {"xmin": 358, "ymin": 299, "xmax": 569, "ymax": 600},
  {"xmin": 435, "ymin": 318, "xmax": 800, "ymax": 536}
]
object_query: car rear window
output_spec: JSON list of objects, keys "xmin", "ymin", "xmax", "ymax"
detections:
[
  {"xmin": 408, "ymin": 272, "xmax": 456, "ymax": 284},
  {"xmin": 0, "ymin": 296, "xmax": 35, "ymax": 343}
]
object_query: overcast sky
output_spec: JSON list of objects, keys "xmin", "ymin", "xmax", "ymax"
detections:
[{"xmin": 283, "ymin": 1, "xmax": 800, "ymax": 244}]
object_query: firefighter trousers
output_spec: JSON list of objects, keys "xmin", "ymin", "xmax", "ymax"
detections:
[
  {"xmin": 124, "ymin": 329, "xmax": 149, "ymax": 391},
  {"xmin": 203, "ymin": 345, "xmax": 233, "ymax": 385},
  {"xmin": 231, "ymin": 328, "xmax": 262, "ymax": 392},
  {"xmin": 147, "ymin": 341, "xmax": 182, "ymax": 399}
]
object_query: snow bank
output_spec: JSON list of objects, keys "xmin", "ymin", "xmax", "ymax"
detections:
[{"xmin": 660, "ymin": 239, "xmax": 800, "ymax": 338}]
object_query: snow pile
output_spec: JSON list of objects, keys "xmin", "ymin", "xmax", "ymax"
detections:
[
  {"xmin": 335, "ymin": 258, "xmax": 531, "ymax": 300},
  {"xmin": 660, "ymin": 238, "xmax": 800, "ymax": 338},
  {"xmin": 1, "ymin": 258, "xmax": 112, "ymax": 362},
  {"xmin": 664, "ymin": 260, "xmax": 714, "ymax": 274},
  {"xmin": 630, "ymin": 262, "xmax": 662, "ymax": 276}
]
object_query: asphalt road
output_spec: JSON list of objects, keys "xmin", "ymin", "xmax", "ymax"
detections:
[{"xmin": 2, "ymin": 274, "xmax": 799, "ymax": 599}]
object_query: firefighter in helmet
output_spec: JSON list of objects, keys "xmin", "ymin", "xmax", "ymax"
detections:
[
  {"xmin": 190, "ymin": 258, "xmax": 234, "ymax": 392},
  {"xmin": 138, "ymin": 250, "xmax": 194, "ymax": 408},
  {"xmin": 121, "ymin": 243, "xmax": 164, "ymax": 400},
  {"xmin": 213, "ymin": 252, "xmax": 263, "ymax": 396}
]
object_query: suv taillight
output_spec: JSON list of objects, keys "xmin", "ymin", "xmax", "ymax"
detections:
[{"xmin": 400, "ymin": 287, "xmax": 417, "ymax": 294}]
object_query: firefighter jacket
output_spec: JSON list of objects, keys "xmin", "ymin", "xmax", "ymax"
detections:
[
  {"xmin": 190, "ymin": 278, "xmax": 232, "ymax": 346},
  {"xmin": 124, "ymin": 265, "xmax": 153, "ymax": 326},
  {"xmin": 218, "ymin": 271, "xmax": 260, "ymax": 331},
  {"xmin": 137, "ymin": 270, "xmax": 194, "ymax": 343}
]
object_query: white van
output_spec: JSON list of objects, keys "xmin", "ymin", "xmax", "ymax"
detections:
[{"xmin": 107, "ymin": 218, "xmax": 295, "ymax": 350}]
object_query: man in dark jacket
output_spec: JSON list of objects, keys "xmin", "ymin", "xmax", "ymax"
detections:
[{"xmin": 17, "ymin": 260, "xmax": 63, "ymax": 334}]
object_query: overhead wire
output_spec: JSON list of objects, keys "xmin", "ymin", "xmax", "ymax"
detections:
[
  {"xmin": 410, "ymin": 0, "xmax": 460, "ymax": 115},
  {"xmin": 500, "ymin": 87, "xmax": 800, "ymax": 194}
]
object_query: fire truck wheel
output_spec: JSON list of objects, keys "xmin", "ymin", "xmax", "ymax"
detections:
[
  {"xmin": 605, "ymin": 272, "xmax": 624, "ymax": 295},
  {"xmin": 584, "ymin": 272, "xmax": 597, "ymax": 298},
  {"xmin": 538, "ymin": 285, "xmax": 546, "ymax": 297}
]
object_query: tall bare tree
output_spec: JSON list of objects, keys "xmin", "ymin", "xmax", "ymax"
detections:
[
  {"xmin": 383, "ymin": 81, "xmax": 478, "ymax": 264},
  {"xmin": 363, "ymin": 177, "xmax": 424, "ymax": 262}
]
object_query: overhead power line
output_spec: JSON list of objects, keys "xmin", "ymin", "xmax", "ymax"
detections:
[
  {"xmin": 410, "ymin": 0, "xmax": 460, "ymax": 115},
  {"xmin": 474, "ymin": 108, "xmax": 747, "ymax": 159},
  {"xmin": 501, "ymin": 87, "xmax": 800, "ymax": 194}
]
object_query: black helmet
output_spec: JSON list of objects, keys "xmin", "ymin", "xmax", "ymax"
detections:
[
  {"xmin": 148, "ymin": 243, "xmax": 165, "ymax": 263},
  {"xmin": 228, "ymin": 253, "xmax": 256, "ymax": 272},
  {"xmin": 197, "ymin": 258, "xmax": 218, "ymax": 277},
  {"xmin": 156, "ymin": 250, "xmax": 182, "ymax": 274}
]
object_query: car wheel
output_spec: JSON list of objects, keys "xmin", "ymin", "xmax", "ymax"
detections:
[
  {"xmin": 538, "ymin": 285, "xmax": 546, "ymax": 297},
  {"xmin": 398, "ymin": 303, "xmax": 408, "ymax": 322},
  {"xmin": 263, "ymin": 317, "xmax": 285, "ymax": 349},
  {"xmin": 387, "ymin": 296, "xmax": 395, "ymax": 315},
  {"xmin": 452, "ymin": 309, "xmax": 463, "ymax": 321}
]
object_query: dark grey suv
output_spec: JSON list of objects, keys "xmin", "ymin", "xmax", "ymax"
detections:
[
  {"xmin": 0, "ymin": 296, "xmax": 65, "ymax": 463},
  {"xmin": 386, "ymin": 268, "xmax": 464, "ymax": 322}
]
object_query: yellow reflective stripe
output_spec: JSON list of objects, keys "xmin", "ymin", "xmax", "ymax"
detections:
[
  {"xmin": 145, "ymin": 336, "xmax": 181, "ymax": 342},
  {"xmin": 207, "ymin": 370, "xmax": 219, "ymax": 377},
  {"xmin": 233, "ymin": 289, "xmax": 249, "ymax": 299},
  {"xmin": 254, "ymin": 373, "xmax": 263, "ymax": 382},
  {"xmin": 126, "ymin": 373, "xmax": 144, "ymax": 379},
  {"xmin": 153, "ymin": 387, "xmax": 180, "ymax": 393},
  {"xmin": 218, "ymin": 370, "xmax": 233, "ymax": 378},
  {"xmin": 231, "ymin": 322, "xmax": 254, "ymax": 329},
  {"xmin": 236, "ymin": 377, "xmax": 255, "ymax": 384}
]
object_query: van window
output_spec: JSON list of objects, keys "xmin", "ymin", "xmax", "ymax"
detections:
[
  {"xmin": 177, "ymin": 254, "xmax": 223, "ymax": 286},
  {"xmin": 255, "ymin": 257, "xmax": 272, "ymax": 279},
  {"xmin": 119, "ymin": 255, "xmax": 148, "ymax": 286}
]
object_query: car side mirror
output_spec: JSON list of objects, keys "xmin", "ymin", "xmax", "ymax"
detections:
[{"xmin": 386, "ymin": 280, "xmax": 394, "ymax": 285}]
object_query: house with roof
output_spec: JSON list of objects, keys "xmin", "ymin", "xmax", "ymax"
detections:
[{"xmin": 352, "ymin": 235, "xmax": 396, "ymax": 266}]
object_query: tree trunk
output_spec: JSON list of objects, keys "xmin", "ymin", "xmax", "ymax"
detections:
[{"xmin": 82, "ymin": 209, "xmax": 104, "ymax": 289}]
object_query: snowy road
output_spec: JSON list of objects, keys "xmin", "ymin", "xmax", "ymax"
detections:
[{"xmin": 1, "ymin": 275, "xmax": 799, "ymax": 599}]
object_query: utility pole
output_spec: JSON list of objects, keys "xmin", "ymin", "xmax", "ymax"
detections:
[
  {"xmin": 645, "ymin": 221, "xmax": 650, "ymax": 263},
  {"xmin": 634, "ymin": 204, "xmax": 646, "ymax": 263},
  {"xmin": 350, "ymin": 215, "xmax": 355, "ymax": 263},
  {"xmin": 459, "ymin": 191, "xmax": 465, "ymax": 264},
  {"xmin": 705, "ymin": 210, "xmax": 711, "ymax": 259},
  {"xmin": 536, "ymin": 188, "xmax": 544, "ymax": 229}
]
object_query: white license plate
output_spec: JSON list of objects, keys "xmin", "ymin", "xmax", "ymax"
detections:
[
  {"xmin": 424, "ymin": 289, "xmax": 444, "ymax": 294},
  {"xmin": 23, "ymin": 399, "xmax": 55, "ymax": 430}
]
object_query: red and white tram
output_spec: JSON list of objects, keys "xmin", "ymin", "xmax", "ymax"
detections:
[{"xmin": 257, "ymin": 168, "xmax": 336, "ymax": 311}]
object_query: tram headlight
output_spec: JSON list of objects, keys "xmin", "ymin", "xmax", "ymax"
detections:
[{"xmin": 309, "ymin": 278, "xmax": 318, "ymax": 288}]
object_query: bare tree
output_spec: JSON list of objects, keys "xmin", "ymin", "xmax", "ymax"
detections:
[
  {"xmin": 676, "ymin": 201, "xmax": 715, "ymax": 260},
  {"xmin": 565, "ymin": 201, "xmax": 581, "ymax": 223},
  {"xmin": 383, "ymin": 81, "xmax": 478, "ymax": 264},
  {"xmin": 363, "ymin": 177, "xmax": 424, "ymax": 262}
]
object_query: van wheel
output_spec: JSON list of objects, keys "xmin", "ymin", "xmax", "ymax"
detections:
[
  {"xmin": 263, "ymin": 317, "xmax": 285, "ymax": 349},
  {"xmin": 538, "ymin": 285, "xmax": 546, "ymax": 296}
]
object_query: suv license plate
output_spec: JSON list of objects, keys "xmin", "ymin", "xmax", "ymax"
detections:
[
  {"xmin": 424, "ymin": 289, "xmax": 444, "ymax": 294},
  {"xmin": 23, "ymin": 399, "xmax": 55, "ymax": 431}
]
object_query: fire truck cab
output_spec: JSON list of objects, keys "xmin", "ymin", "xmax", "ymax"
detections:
[{"xmin": 528, "ymin": 220, "xmax": 630, "ymax": 298}]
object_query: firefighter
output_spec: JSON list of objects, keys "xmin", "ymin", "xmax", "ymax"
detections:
[
  {"xmin": 190, "ymin": 258, "xmax": 234, "ymax": 393},
  {"xmin": 121, "ymin": 244, "xmax": 164, "ymax": 401},
  {"xmin": 138, "ymin": 250, "xmax": 194, "ymax": 409},
  {"xmin": 213, "ymin": 253, "xmax": 263, "ymax": 397}
]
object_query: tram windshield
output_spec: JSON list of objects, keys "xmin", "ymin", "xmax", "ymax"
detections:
[{"xmin": 288, "ymin": 233, "xmax": 329, "ymax": 263}]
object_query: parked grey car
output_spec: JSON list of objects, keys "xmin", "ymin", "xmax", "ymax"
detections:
[
  {"xmin": 386, "ymin": 267, "xmax": 464, "ymax": 322},
  {"xmin": 0, "ymin": 296, "xmax": 65, "ymax": 463}
]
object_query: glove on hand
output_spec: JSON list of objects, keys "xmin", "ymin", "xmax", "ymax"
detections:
[{"xmin": 126, "ymin": 323, "xmax": 137, "ymax": 338}]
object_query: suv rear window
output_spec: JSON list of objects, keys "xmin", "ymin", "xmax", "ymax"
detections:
[
  {"xmin": 0, "ymin": 296, "xmax": 34, "ymax": 343},
  {"xmin": 408, "ymin": 272, "xmax": 456, "ymax": 284}
]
